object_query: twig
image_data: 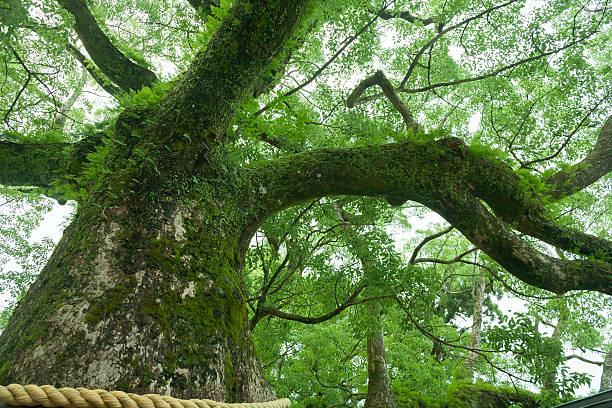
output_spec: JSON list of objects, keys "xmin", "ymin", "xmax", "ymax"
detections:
[{"xmin": 409, "ymin": 225, "xmax": 454, "ymax": 264}]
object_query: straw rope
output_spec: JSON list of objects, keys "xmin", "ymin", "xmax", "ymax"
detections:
[{"xmin": 0, "ymin": 384, "xmax": 290, "ymax": 408}]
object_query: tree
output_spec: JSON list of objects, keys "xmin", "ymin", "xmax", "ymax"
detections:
[
  {"xmin": 460, "ymin": 266, "xmax": 487, "ymax": 379},
  {"xmin": 601, "ymin": 349, "xmax": 612, "ymax": 391},
  {"xmin": 0, "ymin": 0, "xmax": 611, "ymax": 403}
]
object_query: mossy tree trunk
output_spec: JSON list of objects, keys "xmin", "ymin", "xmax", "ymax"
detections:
[
  {"xmin": 0, "ymin": 0, "xmax": 308, "ymax": 401},
  {"xmin": 0, "ymin": 175, "xmax": 274, "ymax": 401}
]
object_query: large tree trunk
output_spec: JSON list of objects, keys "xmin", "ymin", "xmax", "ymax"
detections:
[
  {"xmin": 0, "ymin": 0, "xmax": 308, "ymax": 401},
  {"xmin": 0, "ymin": 173, "xmax": 273, "ymax": 401}
]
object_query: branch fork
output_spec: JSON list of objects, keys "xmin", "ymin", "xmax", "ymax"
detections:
[{"xmin": 347, "ymin": 70, "xmax": 419, "ymax": 134}]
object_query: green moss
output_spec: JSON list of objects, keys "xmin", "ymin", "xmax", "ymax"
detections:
[
  {"xmin": 136, "ymin": 295, "xmax": 171, "ymax": 332},
  {"xmin": 85, "ymin": 277, "xmax": 137, "ymax": 325},
  {"xmin": 224, "ymin": 354, "xmax": 236, "ymax": 398},
  {"xmin": 394, "ymin": 381, "xmax": 540, "ymax": 408},
  {"xmin": 115, "ymin": 379, "xmax": 132, "ymax": 391},
  {"xmin": 0, "ymin": 361, "xmax": 10, "ymax": 382}
]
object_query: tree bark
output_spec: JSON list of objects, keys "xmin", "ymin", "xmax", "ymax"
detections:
[
  {"xmin": 248, "ymin": 138, "xmax": 612, "ymax": 295},
  {"xmin": 461, "ymin": 268, "xmax": 486, "ymax": 378},
  {"xmin": 56, "ymin": 0, "xmax": 157, "ymax": 92},
  {"xmin": 542, "ymin": 307, "xmax": 568, "ymax": 395},
  {"xmin": 0, "ymin": 0, "xmax": 308, "ymax": 401},
  {"xmin": 600, "ymin": 349, "xmax": 612, "ymax": 392},
  {"xmin": 0, "ymin": 184, "xmax": 273, "ymax": 401},
  {"xmin": 364, "ymin": 319, "xmax": 398, "ymax": 408}
]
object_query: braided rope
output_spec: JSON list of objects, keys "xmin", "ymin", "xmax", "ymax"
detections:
[{"xmin": 0, "ymin": 384, "xmax": 290, "ymax": 408}]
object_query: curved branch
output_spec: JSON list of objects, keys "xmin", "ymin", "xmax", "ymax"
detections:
[
  {"xmin": 409, "ymin": 225, "xmax": 454, "ymax": 264},
  {"xmin": 57, "ymin": 0, "xmax": 157, "ymax": 92},
  {"xmin": 65, "ymin": 43, "xmax": 124, "ymax": 99},
  {"xmin": 247, "ymin": 137, "xmax": 612, "ymax": 294},
  {"xmin": 259, "ymin": 285, "xmax": 366, "ymax": 324},
  {"xmin": 0, "ymin": 133, "xmax": 103, "ymax": 199},
  {"xmin": 347, "ymin": 70, "xmax": 418, "ymax": 133},
  {"xmin": 564, "ymin": 354, "xmax": 604, "ymax": 365},
  {"xmin": 543, "ymin": 114, "xmax": 612, "ymax": 200}
]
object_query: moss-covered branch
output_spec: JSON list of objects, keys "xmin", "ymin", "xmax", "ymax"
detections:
[
  {"xmin": 152, "ymin": 0, "xmax": 308, "ymax": 156},
  {"xmin": 0, "ymin": 133, "xmax": 102, "ymax": 200},
  {"xmin": 246, "ymin": 137, "xmax": 612, "ymax": 294},
  {"xmin": 57, "ymin": 0, "xmax": 157, "ymax": 92},
  {"xmin": 543, "ymin": 115, "xmax": 612, "ymax": 200}
]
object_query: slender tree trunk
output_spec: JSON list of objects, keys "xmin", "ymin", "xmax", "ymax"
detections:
[
  {"xmin": 333, "ymin": 204, "xmax": 398, "ymax": 408},
  {"xmin": 364, "ymin": 310, "xmax": 398, "ymax": 408},
  {"xmin": 542, "ymin": 308, "xmax": 568, "ymax": 395},
  {"xmin": 600, "ymin": 349, "xmax": 612, "ymax": 392},
  {"xmin": 461, "ymin": 269, "xmax": 486, "ymax": 378},
  {"xmin": 53, "ymin": 67, "xmax": 88, "ymax": 131}
]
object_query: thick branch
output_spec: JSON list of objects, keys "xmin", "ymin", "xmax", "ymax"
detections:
[
  {"xmin": 152, "ymin": 0, "xmax": 308, "ymax": 155},
  {"xmin": 347, "ymin": 70, "xmax": 418, "ymax": 133},
  {"xmin": 543, "ymin": 115, "xmax": 612, "ymax": 200},
  {"xmin": 57, "ymin": 0, "xmax": 157, "ymax": 92},
  {"xmin": 247, "ymin": 137, "xmax": 612, "ymax": 294},
  {"xmin": 0, "ymin": 133, "xmax": 103, "ymax": 199},
  {"xmin": 65, "ymin": 43, "xmax": 124, "ymax": 99}
]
